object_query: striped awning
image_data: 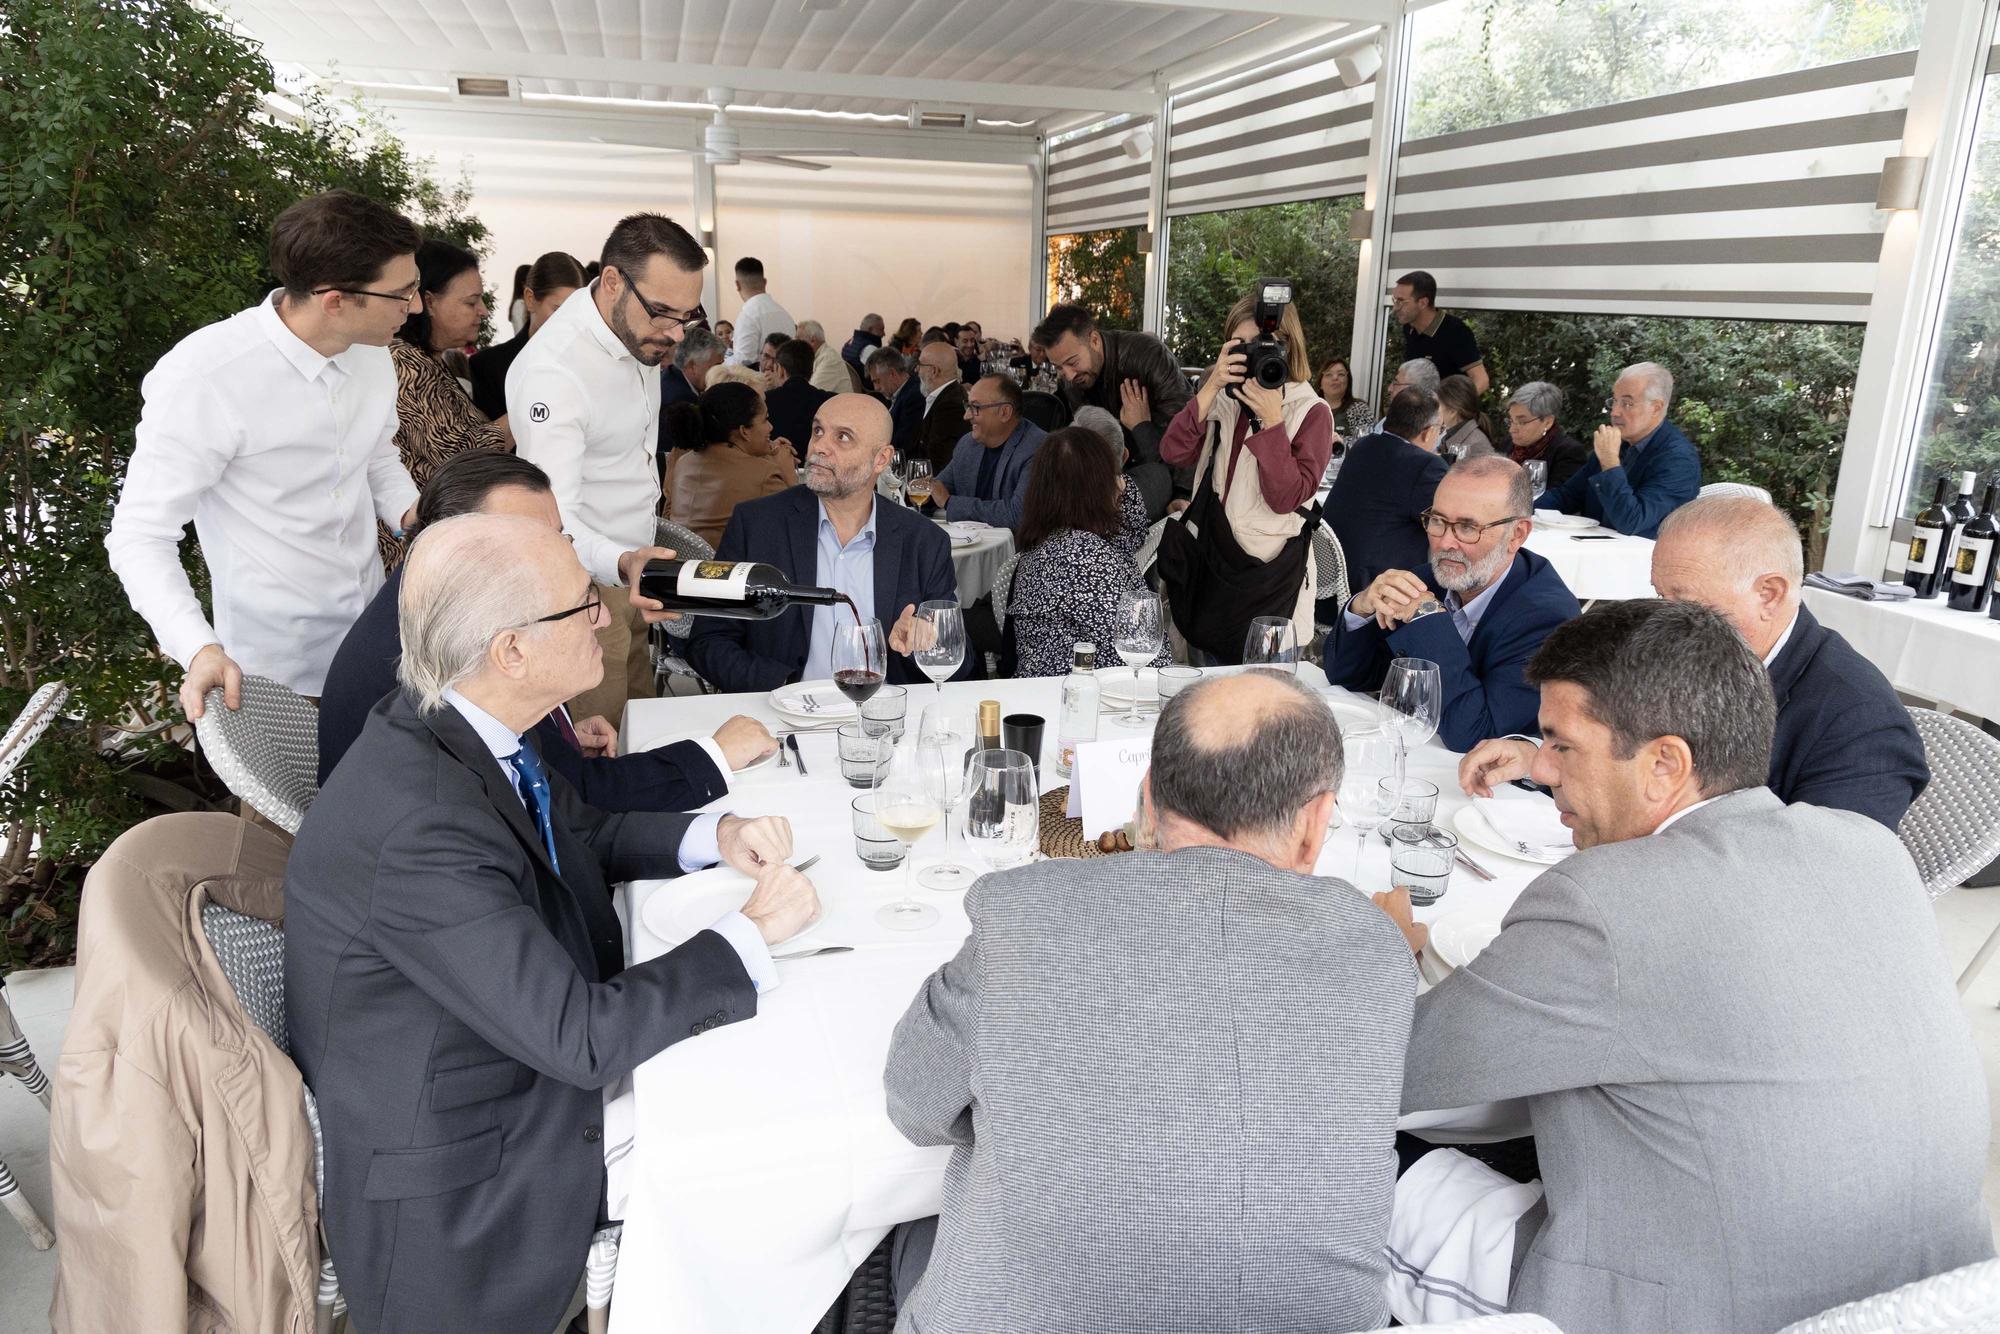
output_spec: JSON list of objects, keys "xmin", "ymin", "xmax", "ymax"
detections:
[
  {"xmin": 1046, "ymin": 115, "xmax": 1155, "ymax": 237},
  {"xmin": 1166, "ymin": 43, "xmax": 1375, "ymax": 218},
  {"xmin": 1386, "ymin": 50, "xmax": 1916, "ymax": 322}
]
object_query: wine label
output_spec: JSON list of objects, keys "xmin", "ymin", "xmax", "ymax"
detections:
[
  {"xmin": 675, "ymin": 560, "xmax": 753, "ymax": 601},
  {"xmin": 1907, "ymin": 527, "xmax": 1944, "ymax": 574},
  {"xmin": 1951, "ymin": 536, "xmax": 1994, "ymax": 587}
]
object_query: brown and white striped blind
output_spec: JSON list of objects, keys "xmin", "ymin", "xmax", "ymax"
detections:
[
  {"xmin": 1165, "ymin": 44, "xmax": 1375, "ymax": 217},
  {"xmin": 1045, "ymin": 116, "xmax": 1155, "ymax": 237},
  {"xmin": 1386, "ymin": 51, "xmax": 1916, "ymax": 322}
]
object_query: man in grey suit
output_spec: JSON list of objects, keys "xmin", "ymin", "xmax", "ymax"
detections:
[
  {"xmin": 886, "ymin": 671, "xmax": 1417, "ymax": 1334},
  {"xmin": 1378, "ymin": 599, "xmax": 1992, "ymax": 1334},
  {"xmin": 286, "ymin": 514, "xmax": 820, "ymax": 1334}
]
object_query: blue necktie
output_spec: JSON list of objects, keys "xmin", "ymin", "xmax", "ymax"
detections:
[{"xmin": 507, "ymin": 744, "xmax": 561, "ymax": 874}]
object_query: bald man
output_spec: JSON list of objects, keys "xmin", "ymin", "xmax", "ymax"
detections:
[
  {"xmin": 688, "ymin": 393, "xmax": 967, "ymax": 693},
  {"xmin": 915, "ymin": 339, "xmax": 971, "ymax": 474},
  {"xmin": 1461, "ymin": 495, "xmax": 1927, "ymax": 829}
]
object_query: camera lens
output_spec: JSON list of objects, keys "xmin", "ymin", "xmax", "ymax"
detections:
[{"xmin": 1255, "ymin": 357, "xmax": 1288, "ymax": 389}]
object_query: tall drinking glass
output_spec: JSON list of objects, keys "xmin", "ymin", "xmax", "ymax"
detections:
[
  {"xmin": 1111, "ymin": 589, "xmax": 1164, "ymax": 726},
  {"xmin": 832, "ymin": 618, "xmax": 887, "ymax": 706},
  {"xmin": 1522, "ymin": 459, "xmax": 1548, "ymax": 496},
  {"xmin": 874, "ymin": 735, "xmax": 946, "ymax": 930},
  {"xmin": 904, "ymin": 457, "xmax": 934, "ymax": 508},
  {"xmin": 916, "ymin": 703, "xmax": 977, "ymax": 890},
  {"xmin": 913, "ymin": 599, "xmax": 966, "ymax": 694},
  {"xmin": 1336, "ymin": 725, "xmax": 1404, "ymax": 884},
  {"xmin": 1242, "ymin": 616, "xmax": 1299, "ymax": 673},
  {"xmin": 1381, "ymin": 658, "xmax": 1443, "ymax": 750},
  {"xmin": 964, "ymin": 749, "xmax": 1039, "ymax": 869}
]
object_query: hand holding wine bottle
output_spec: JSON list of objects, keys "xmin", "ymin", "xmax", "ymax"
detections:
[{"xmin": 618, "ymin": 545, "xmax": 686, "ymax": 624}]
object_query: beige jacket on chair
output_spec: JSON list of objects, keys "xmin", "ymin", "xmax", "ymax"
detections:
[{"xmin": 50, "ymin": 812, "xmax": 320, "ymax": 1334}]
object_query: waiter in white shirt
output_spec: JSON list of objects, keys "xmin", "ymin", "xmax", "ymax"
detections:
[
  {"xmin": 727, "ymin": 256, "xmax": 794, "ymax": 367},
  {"xmin": 107, "ymin": 190, "xmax": 425, "ymax": 719},
  {"xmin": 506, "ymin": 212, "xmax": 702, "ymax": 725}
]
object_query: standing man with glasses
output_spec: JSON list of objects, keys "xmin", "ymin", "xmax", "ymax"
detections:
[
  {"xmin": 1325, "ymin": 456, "xmax": 1579, "ymax": 750},
  {"xmin": 507, "ymin": 212, "xmax": 705, "ymax": 726},
  {"xmin": 1535, "ymin": 361, "xmax": 1700, "ymax": 538},
  {"xmin": 108, "ymin": 190, "xmax": 426, "ymax": 718}
]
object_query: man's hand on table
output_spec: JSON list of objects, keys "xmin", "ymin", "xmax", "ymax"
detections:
[
  {"xmin": 712, "ymin": 715, "xmax": 777, "ymax": 770},
  {"xmin": 1372, "ymin": 887, "xmax": 1429, "ymax": 956},
  {"xmin": 573, "ymin": 714, "xmax": 619, "ymax": 757},
  {"xmin": 717, "ymin": 814, "xmax": 793, "ymax": 874},
  {"xmin": 740, "ymin": 861, "xmax": 821, "ymax": 946},
  {"xmin": 1458, "ymin": 737, "xmax": 1539, "ymax": 797}
]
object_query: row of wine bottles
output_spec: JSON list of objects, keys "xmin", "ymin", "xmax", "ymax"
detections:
[{"xmin": 1905, "ymin": 472, "xmax": 2000, "ymax": 617}]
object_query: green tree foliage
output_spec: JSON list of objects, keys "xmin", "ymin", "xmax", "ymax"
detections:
[
  {"xmin": 1045, "ymin": 228, "xmax": 1144, "ymax": 330},
  {"xmin": 1163, "ymin": 196, "xmax": 1362, "ymax": 372},
  {"xmin": 0, "ymin": 0, "xmax": 486, "ymax": 966}
]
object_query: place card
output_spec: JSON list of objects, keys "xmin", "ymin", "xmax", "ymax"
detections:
[{"xmin": 1073, "ymin": 735, "xmax": 1152, "ymax": 837}]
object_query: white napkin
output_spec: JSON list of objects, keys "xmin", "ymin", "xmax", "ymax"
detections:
[
  {"xmin": 945, "ymin": 520, "xmax": 993, "ymax": 535},
  {"xmin": 1474, "ymin": 797, "xmax": 1574, "ymax": 860},
  {"xmin": 1386, "ymin": 1147, "xmax": 1543, "ymax": 1325},
  {"xmin": 788, "ymin": 687, "xmax": 854, "ymax": 716}
]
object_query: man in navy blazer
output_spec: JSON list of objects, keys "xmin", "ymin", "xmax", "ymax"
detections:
[
  {"xmin": 1461, "ymin": 495, "xmax": 1927, "ymax": 831},
  {"xmin": 928, "ymin": 376, "xmax": 1046, "ymax": 531},
  {"xmin": 1326, "ymin": 385, "xmax": 1451, "ymax": 592},
  {"xmin": 1535, "ymin": 361, "xmax": 1700, "ymax": 537},
  {"xmin": 318, "ymin": 451, "xmax": 773, "ymax": 806},
  {"xmin": 1327, "ymin": 457, "xmax": 1580, "ymax": 751},
  {"xmin": 689, "ymin": 393, "xmax": 967, "ymax": 694},
  {"xmin": 868, "ymin": 347, "xmax": 926, "ymax": 459}
]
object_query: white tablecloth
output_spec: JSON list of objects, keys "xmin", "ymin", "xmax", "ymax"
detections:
[
  {"xmin": 1522, "ymin": 524, "xmax": 1656, "ymax": 602},
  {"xmin": 1803, "ymin": 587, "xmax": 2000, "ymax": 721},
  {"xmin": 608, "ymin": 671, "xmax": 1542, "ymax": 1334},
  {"xmin": 939, "ymin": 520, "xmax": 1014, "ymax": 608}
]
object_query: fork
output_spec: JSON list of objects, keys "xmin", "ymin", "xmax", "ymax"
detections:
[{"xmin": 775, "ymin": 738, "xmax": 791, "ymax": 768}]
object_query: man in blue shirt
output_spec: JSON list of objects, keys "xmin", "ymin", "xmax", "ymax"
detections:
[
  {"xmin": 1536, "ymin": 361, "xmax": 1700, "ymax": 537},
  {"xmin": 929, "ymin": 376, "xmax": 1046, "ymax": 532}
]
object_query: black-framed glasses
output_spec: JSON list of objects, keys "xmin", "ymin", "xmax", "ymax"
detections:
[
  {"xmin": 610, "ymin": 268, "xmax": 702, "ymax": 331},
  {"xmin": 964, "ymin": 400, "xmax": 1008, "ymax": 416},
  {"xmin": 311, "ymin": 284, "xmax": 421, "ymax": 305},
  {"xmin": 1420, "ymin": 510, "xmax": 1527, "ymax": 543},
  {"xmin": 530, "ymin": 586, "xmax": 603, "ymax": 627}
]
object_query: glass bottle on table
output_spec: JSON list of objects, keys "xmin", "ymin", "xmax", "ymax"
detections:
[
  {"xmin": 1948, "ymin": 481, "xmax": 1997, "ymax": 614},
  {"xmin": 913, "ymin": 599, "xmax": 966, "ymax": 694},
  {"xmin": 1905, "ymin": 477, "xmax": 1958, "ymax": 599},
  {"xmin": 1055, "ymin": 642, "xmax": 1100, "ymax": 779},
  {"xmin": 874, "ymin": 735, "xmax": 946, "ymax": 930},
  {"xmin": 832, "ymin": 618, "xmax": 886, "ymax": 704},
  {"xmin": 1111, "ymin": 589, "xmax": 1164, "ymax": 727}
]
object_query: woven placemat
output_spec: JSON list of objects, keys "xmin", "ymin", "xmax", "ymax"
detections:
[{"xmin": 1039, "ymin": 786, "xmax": 1108, "ymax": 859}]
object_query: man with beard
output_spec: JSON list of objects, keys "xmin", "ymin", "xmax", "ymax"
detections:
[
  {"xmin": 687, "ymin": 394, "xmax": 965, "ymax": 694},
  {"xmin": 1324, "ymin": 456, "xmax": 1579, "ymax": 751},
  {"xmin": 1031, "ymin": 303, "xmax": 1191, "ymax": 521},
  {"xmin": 507, "ymin": 213, "xmax": 699, "ymax": 723}
]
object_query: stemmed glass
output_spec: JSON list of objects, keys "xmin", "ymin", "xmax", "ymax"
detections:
[
  {"xmin": 1522, "ymin": 459, "xmax": 1548, "ymax": 497},
  {"xmin": 964, "ymin": 749, "xmax": 1039, "ymax": 869},
  {"xmin": 1381, "ymin": 657, "xmax": 1442, "ymax": 788},
  {"xmin": 883, "ymin": 452, "xmax": 909, "ymax": 504},
  {"xmin": 1111, "ymin": 589, "xmax": 1164, "ymax": 726},
  {"xmin": 1243, "ymin": 616, "xmax": 1299, "ymax": 673},
  {"xmin": 905, "ymin": 457, "xmax": 934, "ymax": 509},
  {"xmin": 874, "ymin": 735, "xmax": 946, "ymax": 930},
  {"xmin": 912, "ymin": 599, "xmax": 966, "ymax": 694},
  {"xmin": 832, "ymin": 618, "xmax": 887, "ymax": 707},
  {"xmin": 1336, "ymin": 725, "xmax": 1404, "ymax": 884},
  {"xmin": 917, "ymin": 703, "xmax": 977, "ymax": 889}
]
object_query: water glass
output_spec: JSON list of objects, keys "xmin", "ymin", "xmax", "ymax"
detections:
[
  {"xmin": 965, "ymin": 749, "xmax": 1039, "ymax": 869},
  {"xmin": 838, "ymin": 723, "xmax": 891, "ymax": 788},
  {"xmin": 1336, "ymin": 725, "xmax": 1403, "ymax": 884},
  {"xmin": 850, "ymin": 794, "xmax": 905, "ymax": 872},
  {"xmin": 1243, "ymin": 616, "xmax": 1299, "ymax": 672},
  {"xmin": 1157, "ymin": 666, "xmax": 1202, "ymax": 703},
  {"xmin": 1379, "ymin": 777, "xmax": 1440, "ymax": 838},
  {"xmin": 861, "ymin": 685, "xmax": 908, "ymax": 740},
  {"xmin": 917, "ymin": 704, "xmax": 977, "ymax": 891},
  {"xmin": 1390, "ymin": 826, "xmax": 1458, "ymax": 906},
  {"xmin": 1522, "ymin": 459, "xmax": 1548, "ymax": 495},
  {"xmin": 875, "ymin": 736, "xmax": 947, "ymax": 930}
]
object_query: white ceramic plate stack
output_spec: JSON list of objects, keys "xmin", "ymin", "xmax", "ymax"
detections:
[
  {"xmin": 1453, "ymin": 796, "xmax": 1575, "ymax": 866},
  {"xmin": 1532, "ymin": 509, "xmax": 1600, "ymax": 531},
  {"xmin": 1420, "ymin": 908, "xmax": 1511, "ymax": 986},
  {"xmin": 768, "ymin": 680, "xmax": 859, "ymax": 726}
]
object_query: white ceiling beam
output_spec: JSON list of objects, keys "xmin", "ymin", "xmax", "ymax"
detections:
[
  {"xmin": 259, "ymin": 38, "xmax": 1158, "ymax": 117},
  {"xmin": 1083, "ymin": 0, "xmax": 1401, "ymax": 19}
]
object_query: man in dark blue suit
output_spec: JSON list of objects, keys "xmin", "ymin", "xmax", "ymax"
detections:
[
  {"xmin": 658, "ymin": 326, "xmax": 725, "ymax": 474},
  {"xmin": 1535, "ymin": 361, "xmax": 1700, "ymax": 537},
  {"xmin": 867, "ymin": 346, "xmax": 926, "ymax": 460},
  {"xmin": 318, "ymin": 450, "xmax": 774, "ymax": 805},
  {"xmin": 1326, "ymin": 385, "xmax": 1451, "ymax": 592},
  {"xmin": 1327, "ymin": 457, "xmax": 1580, "ymax": 751},
  {"xmin": 1461, "ymin": 495, "xmax": 1927, "ymax": 831},
  {"xmin": 765, "ymin": 338, "xmax": 834, "ymax": 467},
  {"xmin": 690, "ymin": 393, "xmax": 967, "ymax": 694}
]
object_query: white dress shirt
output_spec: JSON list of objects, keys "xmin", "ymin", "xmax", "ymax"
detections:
[
  {"xmin": 809, "ymin": 341, "xmax": 851, "ymax": 394},
  {"xmin": 506, "ymin": 286, "xmax": 660, "ymax": 586},
  {"xmin": 443, "ymin": 689, "xmax": 778, "ymax": 991},
  {"xmin": 730, "ymin": 292, "xmax": 795, "ymax": 367},
  {"xmin": 105, "ymin": 292, "xmax": 418, "ymax": 696}
]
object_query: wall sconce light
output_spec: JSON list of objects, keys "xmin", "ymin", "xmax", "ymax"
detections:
[
  {"xmin": 1877, "ymin": 155, "xmax": 1927, "ymax": 211},
  {"xmin": 1347, "ymin": 206, "xmax": 1375, "ymax": 242},
  {"xmin": 1122, "ymin": 126, "xmax": 1155, "ymax": 161}
]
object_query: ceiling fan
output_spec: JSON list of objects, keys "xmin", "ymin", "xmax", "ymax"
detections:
[{"xmin": 700, "ymin": 86, "xmax": 858, "ymax": 171}]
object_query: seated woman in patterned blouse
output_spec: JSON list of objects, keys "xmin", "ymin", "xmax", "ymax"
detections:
[{"xmin": 1006, "ymin": 426, "xmax": 1169, "ymax": 678}]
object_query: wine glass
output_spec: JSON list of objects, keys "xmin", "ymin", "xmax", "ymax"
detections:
[
  {"xmin": 832, "ymin": 617, "xmax": 887, "ymax": 707},
  {"xmin": 883, "ymin": 452, "xmax": 909, "ymax": 504},
  {"xmin": 874, "ymin": 735, "xmax": 946, "ymax": 930},
  {"xmin": 1242, "ymin": 616, "xmax": 1299, "ymax": 673},
  {"xmin": 1335, "ymin": 725, "xmax": 1404, "ymax": 884},
  {"xmin": 913, "ymin": 599, "xmax": 966, "ymax": 694},
  {"xmin": 917, "ymin": 703, "xmax": 977, "ymax": 890},
  {"xmin": 1522, "ymin": 459, "xmax": 1548, "ymax": 497},
  {"xmin": 905, "ymin": 457, "xmax": 934, "ymax": 509},
  {"xmin": 1380, "ymin": 658, "xmax": 1443, "ymax": 757},
  {"xmin": 964, "ymin": 749, "xmax": 1039, "ymax": 870},
  {"xmin": 1111, "ymin": 589, "xmax": 1164, "ymax": 726}
]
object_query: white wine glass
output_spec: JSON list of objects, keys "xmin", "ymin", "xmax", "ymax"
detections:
[
  {"xmin": 832, "ymin": 617, "xmax": 887, "ymax": 707},
  {"xmin": 1336, "ymin": 725, "xmax": 1404, "ymax": 884},
  {"xmin": 917, "ymin": 703, "xmax": 978, "ymax": 890},
  {"xmin": 905, "ymin": 457, "xmax": 934, "ymax": 509},
  {"xmin": 964, "ymin": 749, "xmax": 1039, "ymax": 869},
  {"xmin": 1380, "ymin": 657, "xmax": 1443, "ymax": 762},
  {"xmin": 1111, "ymin": 589, "xmax": 1164, "ymax": 727},
  {"xmin": 1242, "ymin": 616, "xmax": 1299, "ymax": 673},
  {"xmin": 883, "ymin": 451, "xmax": 909, "ymax": 504},
  {"xmin": 874, "ymin": 735, "xmax": 946, "ymax": 930},
  {"xmin": 913, "ymin": 599, "xmax": 966, "ymax": 694}
]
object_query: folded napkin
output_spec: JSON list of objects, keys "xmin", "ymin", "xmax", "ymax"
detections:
[
  {"xmin": 945, "ymin": 519, "xmax": 993, "ymax": 535},
  {"xmin": 790, "ymin": 687, "xmax": 855, "ymax": 715},
  {"xmin": 1386, "ymin": 1147, "xmax": 1544, "ymax": 1325},
  {"xmin": 1806, "ymin": 571, "xmax": 1916, "ymax": 601},
  {"xmin": 1474, "ymin": 797, "xmax": 1574, "ymax": 860}
]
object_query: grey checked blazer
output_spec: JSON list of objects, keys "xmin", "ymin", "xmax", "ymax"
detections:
[
  {"xmin": 885, "ymin": 846, "xmax": 1418, "ymax": 1334},
  {"xmin": 1405, "ymin": 787, "xmax": 1993, "ymax": 1334}
]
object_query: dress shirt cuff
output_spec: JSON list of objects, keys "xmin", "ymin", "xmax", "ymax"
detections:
[
  {"xmin": 1342, "ymin": 606, "xmax": 1371, "ymax": 631},
  {"xmin": 678, "ymin": 811, "xmax": 724, "ymax": 872},
  {"xmin": 575, "ymin": 530, "xmax": 628, "ymax": 589},
  {"xmin": 693, "ymin": 737, "xmax": 733, "ymax": 792},
  {"xmin": 706, "ymin": 910, "xmax": 780, "ymax": 994}
]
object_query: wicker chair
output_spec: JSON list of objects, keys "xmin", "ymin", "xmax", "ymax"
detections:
[
  {"xmin": 1358, "ymin": 1316, "xmax": 1563, "ymax": 1333},
  {"xmin": 1698, "ymin": 481, "xmax": 1773, "ymax": 503},
  {"xmin": 1135, "ymin": 518, "xmax": 1169, "ymax": 585},
  {"xmin": 193, "ymin": 675, "xmax": 321, "ymax": 833},
  {"xmin": 1312, "ymin": 519, "xmax": 1351, "ymax": 609},
  {"xmin": 1893, "ymin": 709, "xmax": 2000, "ymax": 991},
  {"xmin": 652, "ymin": 518, "xmax": 717, "ymax": 694},
  {"xmin": 1776, "ymin": 1258, "xmax": 2000, "ymax": 1333},
  {"xmin": 989, "ymin": 553, "xmax": 1023, "ymax": 631}
]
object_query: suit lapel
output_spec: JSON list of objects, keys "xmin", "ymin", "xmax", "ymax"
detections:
[
  {"xmin": 420, "ymin": 703, "xmax": 560, "ymax": 885},
  {"xmin": 1766, "ymin": 605, "xmax": 1824, "ymax": 711},
  {"xmin": 873, "ymin": 499, "xmax": 904, "ymax": 629}
]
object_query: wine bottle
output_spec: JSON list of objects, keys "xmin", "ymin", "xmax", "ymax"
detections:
[
  {"xmin": 1904, "ymin": 478, "xmax": 1958, "ymax": 599},
  {"xmin": 1952, "ymin": 471, "xmax": 1980, "ymax": 527},
  {"xmin": 1948, "ymin": 481, "xmax": 1999, "ymax": 614},
  {"xmin": 967, "ymin": 700, "xmax": 1005, "ymax": 827},
  {"xmin": 638, "ymin": 558, "xmax": 848, "ymax": 621}
]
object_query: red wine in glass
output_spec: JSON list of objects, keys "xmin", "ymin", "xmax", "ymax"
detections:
[{"xmin": 834, "ymin": 668, "xmax": 885, "ymax": 704}]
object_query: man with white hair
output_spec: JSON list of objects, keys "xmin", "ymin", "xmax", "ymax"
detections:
[
  {"xmin": 1461, "ymin": 494, "xmax": 1927, "ymax": 828},
  {"xmin": 1535, "ymin": 361, "xmax": 1700, "ymax": 537},
  {"xmin": 842, "ymin": 312, "xmax": 886, "ymax": 384},
  {"xmin": 286, "ymin": 512, "xmax": 819, "ymax": 1334},
  {"xmin": 794, "ymin": 318, "xmax": 851, "ymax": 393},
  {"xmin": 1327, "ymin": 456, "xmax": 1580, "ymax": 750}
]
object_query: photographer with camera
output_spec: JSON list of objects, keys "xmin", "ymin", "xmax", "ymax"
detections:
[{"xmin": 1155, "ymin": 281, "xmax": 1334, "ymax": 664}]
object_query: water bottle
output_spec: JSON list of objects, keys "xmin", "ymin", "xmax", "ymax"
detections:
[{"xmin": 1055, "ymin": 643, "xmax": 1100, "ymax": 779}]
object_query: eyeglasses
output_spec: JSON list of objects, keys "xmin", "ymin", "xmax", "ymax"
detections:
[
  {"xmin": 610, "ymin": 268, "xmax": 702, "ymax": 331},
  {"xmin": 529, "ymin": 586, "xmax": 603, "ymax": 627},
  {"xmin": 1419, "ymin": 510, "xmax": 1527, "ymax": 543},
  {"xmin": 1604, "ymin": 396, "xmax": 1649, "ymax": 413},
  {"xmin": 311, "ymin": 284, "xmax": 421, "ymax": 305},
  {"xmin": 964, "ymin": 400, "xmax": 1009, "ymax": 415}
]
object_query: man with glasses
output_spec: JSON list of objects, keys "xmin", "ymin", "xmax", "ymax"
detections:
[
  {"xmin": 1535, "ymin": 361, "xmax": 1700, "ymax": 537},
  {"xmin": 108, "ymin": 190, "xmax": 426, "ymax": 718},
  {"xmin": 507, "ymin": 212, "xmax": 705, "ymax": 725},
  {"xmin": 928, "ymin": 376, "xmax": 1045, "ymax": 532},
  {"xmin": 1326, "ymin": 456, "xmax": 1579, "ymax": 750},
  {"xmin": 1030, "ymin": 303, "xmax": 1191, "ymax": 522}
]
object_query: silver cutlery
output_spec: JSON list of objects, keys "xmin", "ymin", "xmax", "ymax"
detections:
[
  {"xmin": 772, "ymin": 945, "xmax": 853, "ymax": 961},
  {"xmin": 786, "ymin": 734, "xmax": 808, "ymax": 774},
  {"xmin": 775, "ymin": 739, "xmax": 791, "ymax": 768},
  {"xmin": 793, "ymin": 854, "xmax": 821, "ymax": 873},
  {"xmin": 1455, "ymin": 850, "xmax": 1496, "ymax": 882}
]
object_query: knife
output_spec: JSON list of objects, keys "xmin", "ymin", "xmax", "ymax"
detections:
[{"xmin": 786, "ymin": 733, "xmax": 807, "ymax": 774}]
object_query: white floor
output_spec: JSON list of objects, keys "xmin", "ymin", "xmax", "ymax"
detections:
[{"xmin": 5, "ymin": 889, "xmax": 2000, "ymax": 1329}]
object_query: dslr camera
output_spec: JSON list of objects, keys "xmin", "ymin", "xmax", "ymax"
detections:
[{"xmin": 1236, "ymin": 277, "xmax": 1295, "ymax": 391}]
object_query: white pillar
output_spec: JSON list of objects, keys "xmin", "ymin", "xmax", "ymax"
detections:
[
  {"xmin": 692, "ymin": 152, "xmax": 722, "ymax": 321},
  {"xmin": 1142, "ymin": 80, "xmax": 1174, "ymax": 333},
  {"xmin": 1824, "ymin": 0, "xmax": 1995, "ymax": 574},
  {"xmin": 1030, "ymin": 147, "xmax": 1050, "ymax": 329},
  {"xmin": 1346, "ymin": 14, "xmax": 1413, "ymax": 405}
]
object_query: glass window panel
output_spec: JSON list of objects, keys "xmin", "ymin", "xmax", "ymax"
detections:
[
  {"xmin": 1162, "ymin": 195, "xmax": 1363, "ymax": 370},
  {"xmin": 1046, "ymin": 228, "xmax": 1145, "ymax": 332}
]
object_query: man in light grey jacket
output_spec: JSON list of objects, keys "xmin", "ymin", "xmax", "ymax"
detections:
[
  {"xmin": 1380, "ymin": 599, "xmax": 1992, "ymax": 1334},
  {"xmin": 886, "ymin": 670, "xmax": 1417, "ymax": 1334}
]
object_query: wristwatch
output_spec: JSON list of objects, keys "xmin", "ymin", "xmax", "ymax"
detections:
[{"xmin": 1407, "ymin": 596, "xmax": 1447, "ymax": 620}]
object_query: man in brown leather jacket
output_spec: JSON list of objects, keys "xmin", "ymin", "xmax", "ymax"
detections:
[{"xmin": 1032, "ymin": 302, "xmax": 1193, "ymax": 521}]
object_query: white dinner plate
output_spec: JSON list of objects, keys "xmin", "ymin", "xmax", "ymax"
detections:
[
  {"xmin": 639, "ymin": 866, "xmax": 818, "ymax": 951},
  {"xmin": 1321, "ymin": 694, "xmax": 1389, "ymax": 735},
  {"xmin": 1532, "ymin": 510, "xmax": 1600, "ymax": 531},
  {"xmin": 1451, "ymin": 803, "xmax": 1571, "ymax": 866},
  {"xmin": 1096, "ymin": 665, "xmax": 1144, "ymax": 706},
  {"xmin": 769, "ymin": 680, "xmax": 858, "ymax": 724},
  {"xmin": 1429, "ymin": 909, "xmax": 1508, "ymax": 971}
]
